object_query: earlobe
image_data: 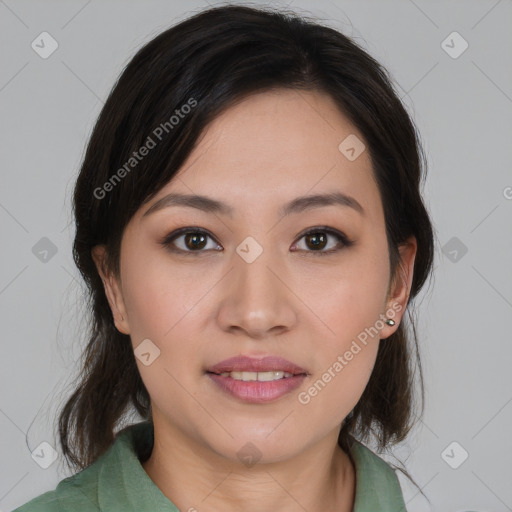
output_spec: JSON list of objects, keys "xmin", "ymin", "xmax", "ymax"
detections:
[{"xmin": 91, "ymin": 245, "xmax": 131, "ymax": 335}]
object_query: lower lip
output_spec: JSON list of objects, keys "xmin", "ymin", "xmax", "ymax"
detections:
[{"xmin": 207, "ymin": 373, "xmax": 307, "ymax": 403}]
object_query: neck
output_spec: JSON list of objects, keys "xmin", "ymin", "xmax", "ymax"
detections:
[{"xmin": 141, "ymin": 416, "xmax": 356, "ymax": 512}]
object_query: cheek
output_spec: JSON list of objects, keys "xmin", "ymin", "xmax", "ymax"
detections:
[
  {"xmin": 119, "ymin": 247, "xmax": 205, "ymax": 397},
  {"xmin": 295, "ymin": 244, "xmax": 388, "ymax": 413},
  {"xmin": 122, "ymin": 259, "xmax": 203, "ymax": 418},
  {"xmin": 297, "ymin": 272, "xmax": 387, "ymax": 422},
  {"xmin": 300, "ymin": 245, "xmax": 390, "ymax": 344},
  {"xmin": 120, "ymin": 247, "xmax": 199, "ymax": 341}
]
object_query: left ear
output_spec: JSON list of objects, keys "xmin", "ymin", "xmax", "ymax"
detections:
[{"xmin": 381, "ymin": 236, "xmax": 417, "ymax": 339}]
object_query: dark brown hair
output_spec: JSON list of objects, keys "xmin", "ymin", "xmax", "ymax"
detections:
[{"xmin": 59, "ymin": 2, "xmax": 434, "ymax": 497}]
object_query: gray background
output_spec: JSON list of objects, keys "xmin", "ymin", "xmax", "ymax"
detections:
[{"xmin": 1, "ymin": 0, "xmax": 511, "ymax": 510}]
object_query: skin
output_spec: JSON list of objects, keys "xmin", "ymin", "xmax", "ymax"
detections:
[{"xmin": 92, "ymin": 89, "xmax": 416, "ymax": 512}]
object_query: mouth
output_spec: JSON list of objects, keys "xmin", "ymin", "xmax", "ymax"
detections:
[{"xmin": 206, "ymin": 355, "xmax": 308, "ymax": 403}]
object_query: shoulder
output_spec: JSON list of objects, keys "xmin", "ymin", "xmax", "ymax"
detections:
[
  {"xmin": 11, "ymin": 472, "xmax": 100, "ymax": 511},
  {"xmin": 12, "ymin": 421, "xmax": 153, "ymax": 512},
  {"xmin": 12, "ymin": 489, "xmax": 61, "ymax": 512},
  {"xmin": 12, "ymin": 463, "xmax": 103, "ymax": 512},
  {"xmin": 11, "ymin": 426, "xmax": 137, "ymax": 512}
]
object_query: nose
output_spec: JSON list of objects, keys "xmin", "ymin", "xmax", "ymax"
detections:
[{"xmin": 216, "ymin": 249, "xmax": 298, "ymax": 339}]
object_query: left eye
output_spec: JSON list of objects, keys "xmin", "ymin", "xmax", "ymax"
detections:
[
  {"xmin": 161, "ymin": 226, "xmax": 352, "ymax": 255},
  {"xmin": 291, "ymin": 228, "xmax": 350, "ymax": 255}
]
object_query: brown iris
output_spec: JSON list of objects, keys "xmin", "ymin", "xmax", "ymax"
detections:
[
  {"xmin": 304, "ymin": 232, "xmax": 327, "ymax": 251},
  {"xmin": 184, "ymin": 232, "xmax": 208, "ymax": 250}
]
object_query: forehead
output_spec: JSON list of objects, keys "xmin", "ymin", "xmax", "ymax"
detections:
[{"xmin": 141, "ymin": 89, "xmax": 382, "ymax": 222}]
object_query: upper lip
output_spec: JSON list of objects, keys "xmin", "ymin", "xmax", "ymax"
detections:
[{"xmin": 207, "ymin": 355, "xmax": 308, "ymax": 375}]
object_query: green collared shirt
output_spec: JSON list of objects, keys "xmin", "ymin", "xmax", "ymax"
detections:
[{"xmin": 14, "ymin": 421, "xmax": 407, "ymax": 511}]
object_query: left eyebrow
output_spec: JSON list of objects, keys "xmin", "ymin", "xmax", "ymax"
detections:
[
  {"xmin": 279, "ymin": 192, "xmax": 364, "ymax": 217},
  {"xmin": 142, "ymin": 191, "xmax": 364, "ymax": 218}
]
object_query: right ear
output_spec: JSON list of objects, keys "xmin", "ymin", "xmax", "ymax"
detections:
[{"xmin": 91, "ymin": 245, "xmax": 131, "ymax": 335}]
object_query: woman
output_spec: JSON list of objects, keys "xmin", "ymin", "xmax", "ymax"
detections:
[{"xmin": 15, "ymin": 3, "xmax": 435, "ymax": 511}]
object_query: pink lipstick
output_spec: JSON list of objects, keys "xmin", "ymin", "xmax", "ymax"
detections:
[{"xmin": 206, "ymin": 355, "xmax": 308, "ymax": 404}]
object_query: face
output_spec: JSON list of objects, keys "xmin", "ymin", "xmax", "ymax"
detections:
[{"xmin": 93, "ymin": 89, "xmax": 416, "ymax": 464}]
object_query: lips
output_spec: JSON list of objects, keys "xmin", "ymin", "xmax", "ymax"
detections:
[{"xmin": 207, "ymin": 355, "xmax": 308, "ymax": 375}]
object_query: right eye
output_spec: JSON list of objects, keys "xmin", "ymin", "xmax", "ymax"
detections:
[{"xmin": 160, "ymin": 227, "xmax": 222, "ymax": 254}]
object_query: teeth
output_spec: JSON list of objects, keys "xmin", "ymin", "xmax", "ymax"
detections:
[{"xmin": 219, "ymin": 371, "xmax": 294, "ymax": 381}]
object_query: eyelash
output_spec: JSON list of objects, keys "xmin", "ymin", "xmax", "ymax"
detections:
[{"xmin": 160, "ymin": 226, "xmax": 354, "ymax": 257}]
